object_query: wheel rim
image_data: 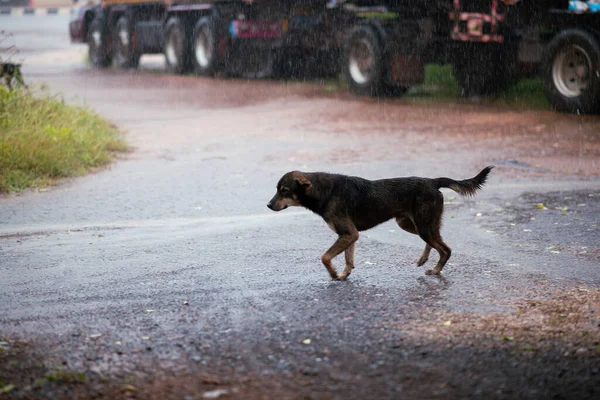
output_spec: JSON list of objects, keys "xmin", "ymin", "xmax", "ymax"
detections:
[
  {"xmin": 348, "ymin": 37, "xmax": 374, "ymax": 85},
  {"xmin": 92, "ymin": 29, "xmax": 102, "ymax": 48},
  {"xmin": 166, "ymin": 27, "xmax": 181, "ymax": 66},
  {"xmin": 195, "ymin": 25, "xmax": 213, "ymax": 68},
  {"xmin": 116, "ymin": 24, "xmax": 129, "ymax": 60},
  {"xmin": 89, "ymin": 27, "xmax": 102, "ymax": 63},
  {"xmin": 552, "ymin": 44, "xmax": 592, "ymax": 98}
]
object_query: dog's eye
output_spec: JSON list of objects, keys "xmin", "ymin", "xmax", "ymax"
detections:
[{"xmin": 280, "ymin": 187, "xmax": 290, "ymax": 195}]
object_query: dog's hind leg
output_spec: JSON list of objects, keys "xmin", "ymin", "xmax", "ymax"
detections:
[
  {"xmin": 396, "ymin": 217, "xmax": 430, "ymax": 266},
  {"xmin": 338, "ymin": 242, "xmax": 355, "ymax": 281},
  {"xmin": 414, "ymin": 195, "xmax": 451, "ymax": 275},
  {"xmin": 417, "ymin": 245, "xmax": 432, "ymax": 266},
  {"xmin": 421, "ymin": 236, "xmax": 451, "ymax": 275}
]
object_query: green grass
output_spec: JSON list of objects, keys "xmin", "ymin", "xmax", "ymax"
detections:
[
  {"xmin": 319, "ymin": 64, "xmax": 549, "ymax": 109},
  {"xmin": 421, "ymin": 64, "xmax": 462, "ymax": 95},
  {"xmin": 408, "ymin": 64, "xmax": 550, "ymax": 109},
  {"xmin": 0, "ymin": 87, "xmax": 128, "ymax": 193},
  {"xmin": 494, "ymin": 76, "xmax": 551, "ymax": 109}
]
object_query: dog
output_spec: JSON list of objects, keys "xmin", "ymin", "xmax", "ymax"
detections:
[{"xmin": 267, "ymin": 166, "xmax": 493, "ymax": 280}]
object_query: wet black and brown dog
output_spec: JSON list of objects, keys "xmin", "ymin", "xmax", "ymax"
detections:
[{"xmin": 267, "ymin": 166, "xmax": 493, "ymax": 280}]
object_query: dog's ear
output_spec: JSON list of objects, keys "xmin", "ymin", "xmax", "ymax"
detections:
[{"xmin": 294, "ymin": 175, "xmax": 311, "ymax": 190}]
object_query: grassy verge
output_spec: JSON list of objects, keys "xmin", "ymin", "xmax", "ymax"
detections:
[
  {"xmin": 0, "ymin": 87, "xmax": 127, "ymax": 193},
  {"xmin": 320, "ymin": 64, "xmax": 550, "ymax": 109},
  {"xmin": 407, "ymin": 64, "xmax": 550, "ymax": 109}
]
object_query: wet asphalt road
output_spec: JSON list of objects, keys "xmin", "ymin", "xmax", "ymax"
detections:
[{"xmin": 1, "ymin": 14, "xmax": 600, "ymax": 399}]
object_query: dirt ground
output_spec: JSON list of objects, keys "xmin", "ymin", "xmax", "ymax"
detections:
[{"xmin": 2, "ymin": 283, "xmax": 599, "ymax": 399}]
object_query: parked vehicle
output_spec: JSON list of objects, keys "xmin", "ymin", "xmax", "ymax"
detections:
[
  {"xmin": 338, "ymin": 0, "xmax": 599, "ymax": 113},
  {"xmin": 69, "ymin": 0, "xmax": 101, "ymax": 44},
  {"xmin": 69, "ymin": 0, "xmax": 600, "ymax": 113}
]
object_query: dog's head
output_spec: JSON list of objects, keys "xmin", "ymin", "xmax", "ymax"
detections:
[{"xmin": 267, "ymin": 171, "xmax": 312, "ymax": 211}]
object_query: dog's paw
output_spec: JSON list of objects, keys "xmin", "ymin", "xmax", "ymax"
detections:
[
  {"xmin": 416, "ymin": 257, "xmax": 428, "ymax": 267},
  {"xmin": 425, "ymin": 269, "xmax": 441, "ymax": 275},
  {"xmin": 336, "ymin": 273, "xmax": 349, "ymax": 281}
]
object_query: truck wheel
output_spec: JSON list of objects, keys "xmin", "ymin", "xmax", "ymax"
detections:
[
  {"xmin": 343, "ymin": 25, "xmax": 384, "ymax": 96},
  {"xmin": 88, "ymin": 19, "xmax": 111, "ymax": 68},
  {"xmin": 164, "ymin": 16, "xmax": 191, "ymax": 74},
  {"xmin": 541, "ymin": 29, "xmax": 600, "ymax": 114},
  {"xmin": 192, "ymin": 17, "xmax": 220, "ymax": 76},
  {"xmin": 113, "ymin": 16, "xmax": 140, "ymax": 69},
  {"xmin": 452, "ymin": 44, "xmax": 514, "ymax": 97}
]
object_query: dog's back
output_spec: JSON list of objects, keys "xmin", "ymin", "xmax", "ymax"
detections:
[{"xmin": 299, "ymin": 170, "xmax": 493, "ymax": 232}]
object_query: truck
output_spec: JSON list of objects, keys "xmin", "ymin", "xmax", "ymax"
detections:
[
  {"xmin": 69, "ymin": 0, "xmax": 343, "ymax": 78},
  {"xmin": 69, "ymin": 1, "xmax": 600, "ymax": 114}
]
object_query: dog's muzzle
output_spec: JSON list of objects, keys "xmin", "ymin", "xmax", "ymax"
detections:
[{"xmin": 267, "ymin": 195, "xmax": 284, "ymax": 211}]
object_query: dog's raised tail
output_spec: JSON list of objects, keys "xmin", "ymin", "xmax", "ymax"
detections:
[{"xmin": 433, "ymin": 166, "xmax": 494, "ymax": 197}]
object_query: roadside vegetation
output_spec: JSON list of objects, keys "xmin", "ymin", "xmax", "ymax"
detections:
[
  {"xmin": 320, "ymin": 64, "xmax": 550, "ymax": 109},
  {"xmin": 0, "ymin": 86, "xmax": 128, "ymax": 193},
  {"xmin": 410, "ymin": 64, "xmax": 550, "ymax": 109}
]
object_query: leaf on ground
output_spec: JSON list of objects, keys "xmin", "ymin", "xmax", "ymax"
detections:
[
  {"xmin": 0, "ymin": 384, "xmax": 15, "ymax": 393},
  {"xmin": 536, "ymin": 203, "xmax": 547, "ymax": 210},
  {"xmin": 442, "ymin": 321, "xmax": 452, "ymax": 327},
  {"xmin": 123, "ymin": 384, "xmax": 137, "ymax": 392},
  {"xmin": 89, "ymin": 333, "xmax": 101, "ymax": 339},
  {"xmin": 145, "ymin": 309, "xmax": 156, "ymax": 313},
  {"xmin": 522, "ymin": 344, "xmax": 535, "ymax": 351},
  {"xmin": 503, "ymin": 335, "xmax": 514, "ymax": 341},
  {"xmin": 302, "ymin": 338, "xmax": 311, "ymax": 345},
  {"xmin": 202, "ymin": 389, "xmax": 229, "ymax": 399}
]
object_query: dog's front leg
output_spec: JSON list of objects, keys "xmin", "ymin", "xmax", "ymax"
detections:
[
  {"xmin": 321, "ymin": 226, "xmax": 359, "ymax": 280},
  {"xmin": 337, "ymin": 242, "xmax": 355, "ymax": 281}
]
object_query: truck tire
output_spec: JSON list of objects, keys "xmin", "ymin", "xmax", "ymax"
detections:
[
  {"xmin": 164, "ymin": 16, "xmax": 191, "ymax": 74},
  {"xmin": 541, "ymin": 29, "xmax": 600, "ymax": 114},
  {"xmin": 191, "ymin": 17, "xmax": 220, "ymax": 76},
  {"xmin": 88, "ymin": 19, "xmax": 111, "ymax": 68},
  {"xmin": 113, "ymin": 16, "xmax": 140, "ymax": 69},
  {"xmin": 343, "ymin": 25, "xmax": 385, "ymax": 96},
  {"xmin": 452, "ymin": 44, "xmax": 514, "ymax": 97}
]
